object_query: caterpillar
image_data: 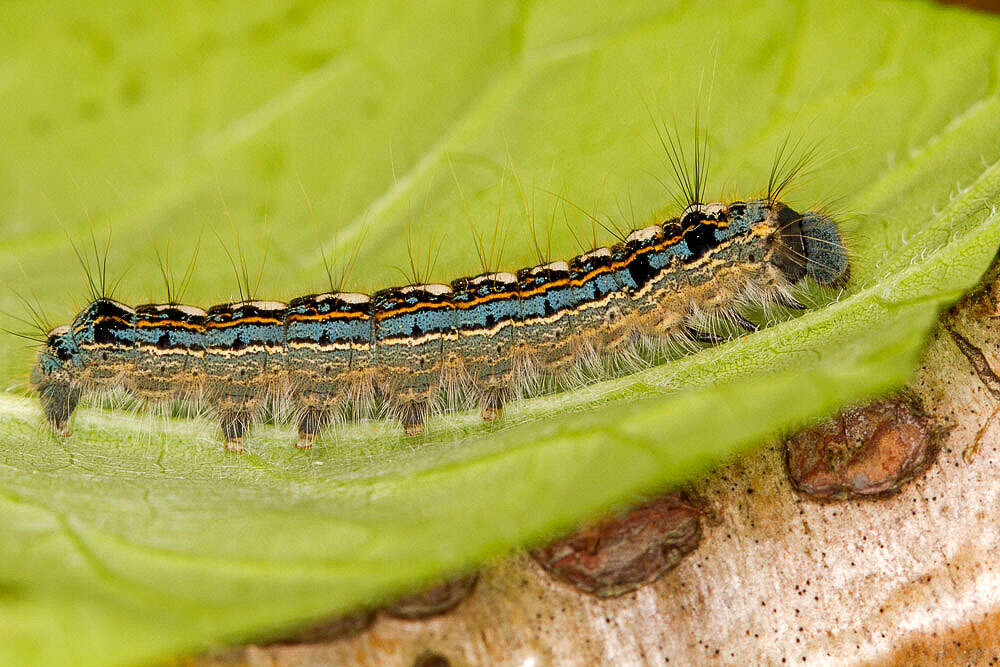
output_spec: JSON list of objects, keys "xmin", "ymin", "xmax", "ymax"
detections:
[{"xmin": 26, "ymin": 144, "xmax": 851, "ymax": 451}]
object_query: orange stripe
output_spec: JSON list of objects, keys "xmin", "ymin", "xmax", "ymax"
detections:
[
  {"xmin": 286, "ymin": 310, "xmax": 369, "ymax": 322},
  {"xmin": 135, "ymin": 319, "xmax": 204, "ymax": 331},
  {"xmin": 73, "ymin": 315, "xmax": 130, "ymax": 333},
  {"xmin": 205, "ymin": 316, "xmax": 283, "ymax": 329},
  {"xmin": 79, "ymin": 218, "xmax": 735, "ymax": 330},
  {"xmin": 372, "ymin": 227, "xmax": 713, "ymax": 316}
]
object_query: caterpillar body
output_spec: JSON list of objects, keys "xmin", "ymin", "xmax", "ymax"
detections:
[{"xmin": 30, "ymin": 198, "xmax": 849, "ymax": 451}]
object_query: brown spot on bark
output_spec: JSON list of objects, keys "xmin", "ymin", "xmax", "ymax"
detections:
[
  {"xmin": 785, "ymin": 397, "xmax": 939, "ymax": 500},
  {"xmin": 412, "ymin": 650, "xmax": 451, "ymax": 667},
  {"xmin": 384, "ymin": 574, "xmax": 478, "ymax": 620},
  {"xmin": 883, "ymin": 601, "xmax": 1000, "ymax": 666},
  {"xmin": 530, "ymin": 492, "xmax": 701, "ymax": 597}
]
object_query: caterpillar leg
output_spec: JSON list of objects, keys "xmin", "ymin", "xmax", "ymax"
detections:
[
  {"xmin": 684, "ymin": 325, "xmax": 723, "ymax": 345},
  {"xmin": 732, "ymin": 313, "xmax": 759, "ymax": 332},
  {"xmin": 218, "ymin": 408, "xmax": 253, "ymax": 452},
  {"xmin": 37, "ymin": 381, "xmax": 81, "ymax": 436},
  {"xmin": 774, "ymin": 291, "xmax": 807, "ymax": 310},
  {"xmin": 397, "ymin": 400, "xmax": 428, "ymax": 437},
  {"xmin": 480, "ymin": 386, "xmax": 508, "ymax": 422},
  {"xmin": 296, "ymin": 405, "xmax": 334, "ymax": 449}
]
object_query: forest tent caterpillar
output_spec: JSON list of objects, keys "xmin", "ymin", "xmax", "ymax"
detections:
[{"xmin": 26, "ymin": 139, "xmax": 851, "ymax": 451}]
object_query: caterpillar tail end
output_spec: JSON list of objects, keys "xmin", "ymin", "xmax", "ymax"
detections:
[
  {"xmin": 31, "ymin": 326, "xmax": 81, "ymax": 437},
  {"xmin": 36, "ymin": 382, "xmax": 81, "ymax": 437}
]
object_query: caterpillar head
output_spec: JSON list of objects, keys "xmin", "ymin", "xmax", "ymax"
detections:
[
  {"xmin": 773, "ymin": 204, "xmax": 850, "ymax": 287},
  {"xmin": 30, "ymin": 325, "xmax": 81, "ymax": 434}
]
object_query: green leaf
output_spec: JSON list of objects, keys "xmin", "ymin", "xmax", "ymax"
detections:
[{"xmin": 1, "ymin": 0, "xmax": 999, "ymax": 664}]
